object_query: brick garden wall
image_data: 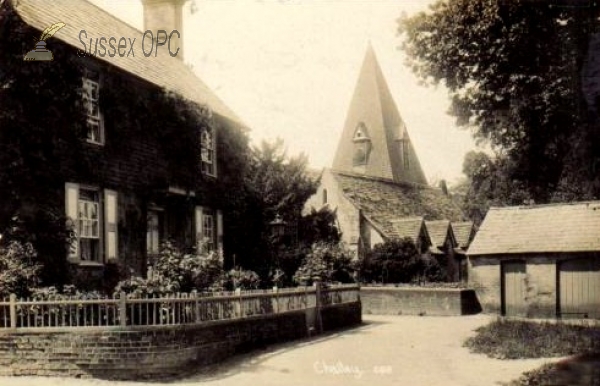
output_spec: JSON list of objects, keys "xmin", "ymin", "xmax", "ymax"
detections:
[
  {"xmin": 0, "ymin": 303, "xmax": 361, "ymax": 380},
  {"xmin": 360, "ymin": 286, "xmax": 481, "ymax": 316}
]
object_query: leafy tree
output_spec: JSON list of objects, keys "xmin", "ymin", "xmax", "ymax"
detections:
[
  {"xmin": 360, "ymin": 238, "xmax": 423, "ymax": 284},
  {"xmin": 293, "ymin": 242, "xmax": 356, "ymax": 286},
  {"xmin": 452, "ymin": 151, "xmax": 530, "ymax": 224},
  {"xmin": 400, "ymin": 1, "xmax": 600, "ymax": 203},
  {"xmin": 236, "ymin": 138, "xmax": 318, "ymax": 276}
]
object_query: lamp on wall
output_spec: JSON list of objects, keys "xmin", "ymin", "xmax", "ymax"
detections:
[{"xmin": 269, "ymin": 214, "xmax": 286, "ymax": 238}]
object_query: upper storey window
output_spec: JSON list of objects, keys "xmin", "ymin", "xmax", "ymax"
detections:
[
  {"xmin": 82, "ymin": 69, "xmax": 104, "ymax": 145},
  {"xmin": 201, "ymin": 128, "xmax": 216, "ymax": 176}
]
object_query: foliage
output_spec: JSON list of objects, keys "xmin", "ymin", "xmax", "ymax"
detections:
[
  {"xmin": 400, "ymin": 1, "xmax": 600, "ymax": 203},
  {"xmin": 451, "ymin": 151, "xmax": 531, "ymax": 224},
  {"xmin": 29, "ymin": 285, "xmax": 103, "ymax": 300},
  {"xmin": 234, "ymin": 138, "xmax": 319, "ymax": 275},
  {"xmin": 360, "ymin": 238, "xmax": 424, "ymax": 284},
  {"xmin": 464, "ymin": 319, "xmax": 600, "ymax": 359},
  {"xmin": 293, "ymin": 242, "xmax": 356, "ymax": 285},
  {"xmin": 505, "ymin": 359, "xmax": 600, "ymax": 386},
  {"xmin": 0, "ymin": 240, "xmax": 41, "ymax": 298},
  {"xmin": 298, "ymin": 206, "xmax": 341, "ymax": 246},
  {"xmin": 224, "ymin": 268, "xmax": 261, "ymax": 290},
  {"xmin": 114, "ymin": 241, "xmax": 224, "ymax": 296}
]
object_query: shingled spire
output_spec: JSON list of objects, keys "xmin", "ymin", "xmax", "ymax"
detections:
[{"xmin": 332, "ymin": 45, "xmax": 428, "ymax": 185}]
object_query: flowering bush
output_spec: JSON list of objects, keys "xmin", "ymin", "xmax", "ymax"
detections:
[
  {"xmin": 114, "ymin": 241, "xmax": 224, "ymax": 296},
  {"xmin": 225, "ymin": 268, "xmax": 261, "ymax": 290},
  {"xmin": 293, "ymin": 242, "xmax": 356, "ymax": 285},
  {"xmin": 0, "ymin": 240, "xmax": 41, "ymax": 298}
]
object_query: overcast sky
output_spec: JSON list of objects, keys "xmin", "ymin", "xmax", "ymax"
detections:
[{"xmin": 90, "ymin": 0, "xmax": 481, "ymax": 186}]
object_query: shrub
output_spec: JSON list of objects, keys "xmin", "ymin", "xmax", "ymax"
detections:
[
  {"xmin": 293, "ymin": 242, "xmax": 356, "ymax": 286},
  {"xmin": 115, "ymin": 241, "xmax": 224, "ymax": 296},
  {"xmin": 360, "ymin": 238, "xmax": 423, "ymax": 284},
  {"xmin": 224, "ymin": 268, "xmax": 261, "ymax": 290},
  {"xmin": 0, "ymin": 240, "xmax": 41, "ymax": 298}
]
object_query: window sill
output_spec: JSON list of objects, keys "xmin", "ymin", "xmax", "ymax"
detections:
[{"xmin": 85, "ymin": 139, "xmax": 104, "ymax": 146}]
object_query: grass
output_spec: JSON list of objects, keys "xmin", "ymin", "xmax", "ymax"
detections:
[{"xmin": 464, "ymin": 318, "xmax": 600, "ymax": 359}]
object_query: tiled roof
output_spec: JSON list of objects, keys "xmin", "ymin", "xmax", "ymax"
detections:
[
  {"xmin": 451, "ymin": 221, "xmax": 475, "ymax": 249},
  {"xmin": 11, "ymin": 0, "xmax": 244, "ymax": 127},
  {"xmin": 468, "ymin": 202, "xmax": 600, "ymax": 256},
  {"xmin": 388, "ymin": 217, "xmax": 425, "ymax": 244},
  {"xmin": 332, "ymin": 171, "xmax": 463, "ymax": 239},
  {"xmin": 425, "ymin": 220, "xmax": 451, "ymax": 249}
]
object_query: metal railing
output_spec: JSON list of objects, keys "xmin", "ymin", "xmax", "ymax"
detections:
[{"xmin": 0, "ymin": 284, "xmax": 360, "ymax": 330}]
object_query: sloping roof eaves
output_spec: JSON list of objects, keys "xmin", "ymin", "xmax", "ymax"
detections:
[
  {"xmin": 12, "ymin": 0, "xmax": 245, "ymax": 127},
  {"xmin": 332, "ymin": 172, "xmax": 463, "ymax": 239},
  {"xmin": 425, "ymin": 220, "xmax": 451, "ymax": 248},
  {"xmin": 468, "ymin": 202, "xmax": 600, "ymax": 256},
  {"xmin": 451, "ymin": 221, "xmax": 475, "ymax": 249}
]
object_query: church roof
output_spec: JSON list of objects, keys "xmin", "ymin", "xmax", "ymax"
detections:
[
  {"xmin": 332, "ymin": 171, "xmax": 463, "ymax": 239},
  {"xmin": 451, "ymin": 221, "xmax": 476, "ymax": 250},
  {"xmin": 332, "ymin": 45, "xmax": 427, "ymax": 185},
  {"xmin": 10, "ymin": 0, "xmax": 245, "ymax": 127}
]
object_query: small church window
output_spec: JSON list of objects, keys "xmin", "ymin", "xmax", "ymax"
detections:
[
  {"xmin": 402, "ymin": 140, "xmax": 410, "ymax": 170},
  {"xmin": 323, "ymin": 189, "xmax": 328, "ymax": 205},
  {"xmin": 353, "ymin": 122, "xmax": 371, "ymax": 167}
]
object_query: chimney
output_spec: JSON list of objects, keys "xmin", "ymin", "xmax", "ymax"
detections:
[{"xmin": 141, "ymin": 0, "xmax": 188, "ymax": 60}]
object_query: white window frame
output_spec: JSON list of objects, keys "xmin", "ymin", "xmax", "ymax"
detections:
[
  {"xmin": 201, "ymin": 128, "xmax": 216, "ymax": 176},
  {"xmin": 146, "ymin": 210, "xmax": 161, "ymax": 256},
  {"xmin": 203, "ymin": 212, "xmax": 215, "ymax": 250},
  {"xmin": 78, "ymin": 188, "xmax": 102, "ymax": 262},
  {"xmin": 82, "ymin": 69, "xmax": 104, "ymax": 145}
]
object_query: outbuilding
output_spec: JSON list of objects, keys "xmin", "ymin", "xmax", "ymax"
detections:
[{"xmin": 468, "ymin": 202, "xmax": 600, "ymax": 319}]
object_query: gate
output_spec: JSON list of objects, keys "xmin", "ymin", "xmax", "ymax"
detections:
[{"xmin": 559, "ymin": 257, "xmax": 600, "ymax": 319}]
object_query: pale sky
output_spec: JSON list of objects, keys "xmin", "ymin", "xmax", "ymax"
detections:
[{"xmin": 90, "ymin": 0, "xmax": 480, "ymax": 186}]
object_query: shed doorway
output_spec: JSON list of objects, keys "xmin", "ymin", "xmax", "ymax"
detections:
[
  {"xmin": 559, "ymin": 257, "xmax": 600, "ymax": 319},
  {"xmin": 501, "ymin": 261, "xmax": 527, "ymax": 317}
]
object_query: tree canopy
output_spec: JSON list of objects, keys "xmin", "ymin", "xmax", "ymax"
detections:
[{"xmin": 400, "ymin": 0, "xmax": 600, "ymax": 203}]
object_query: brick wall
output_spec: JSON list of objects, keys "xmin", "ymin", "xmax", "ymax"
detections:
[
  {"xmin": 360, "ymin": 287, "xmax": 481, "ymax": 316},
  {"xmin": 0, "ymin": 303, "xmax": 361, "ymax": 380}
]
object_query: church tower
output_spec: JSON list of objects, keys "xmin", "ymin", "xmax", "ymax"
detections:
[{"xmin": 332, "ymin": 45, "xmax": 428, "ymax": 186}]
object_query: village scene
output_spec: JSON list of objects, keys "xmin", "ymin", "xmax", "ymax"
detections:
[{"xmin": 0, "ymin": 0, "xmax": 599, "ymax": 385}]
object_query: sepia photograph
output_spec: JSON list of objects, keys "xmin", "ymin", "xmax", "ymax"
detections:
[{"xmin": 0, "ymin": 0, "xmax": 599, "ymax": 385}]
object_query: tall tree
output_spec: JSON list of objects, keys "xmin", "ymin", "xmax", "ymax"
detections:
[{"xmin": 400, "ymin": 1, "xmax": 600, "ymax": 202}]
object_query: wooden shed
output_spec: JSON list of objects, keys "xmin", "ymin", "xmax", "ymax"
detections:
[{"xmin": 467, "ymin": 202, "xmax": 600, "ymax": 319}]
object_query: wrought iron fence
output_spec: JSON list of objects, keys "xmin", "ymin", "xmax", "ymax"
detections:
[{"xmin": 0, "ymin": 284, "xmax": 360, "ymax": 330}]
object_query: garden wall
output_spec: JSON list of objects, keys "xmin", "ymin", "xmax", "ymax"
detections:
[
  {"xmin": 361, "ymin": 286, "xmax": 481, "ymax": 316},
  {"xmin": 0, "ymin": 302, "xmax": 361, "ymax": 380}
]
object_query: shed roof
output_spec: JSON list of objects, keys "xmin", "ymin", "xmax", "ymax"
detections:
[
  {"xmin": 468, "ymin": 202, "xmax": 600, "ymax": 256},
  {"xmin": 388, "ymin": 217, "xmax": 426, "ymax": 244},
  {"xmin": 10, "ymin": 0, "xmax": 244, "ymax": 127}
]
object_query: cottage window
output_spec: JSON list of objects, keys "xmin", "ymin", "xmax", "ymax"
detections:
[
  {"xmin": 65, "ymin": 183, "xmax": 118, "ymax": 264},
  {"xmin": 82, "ymin": 70, "xmax": 104, "ymax": 145},
  {"xmin": 78, "ymin": 189, "xmax": 101, "ymax": 262},
  {"xmin": 201, "ymin": 128, "xmax": 216, "ymax": 176},
  {"xmin": 203, "ymin": 213, "xmax": 215, "ymax": 250},
  {"xmin": 146, "ymin": 210, "xmax": 162, "ymax": 256}
]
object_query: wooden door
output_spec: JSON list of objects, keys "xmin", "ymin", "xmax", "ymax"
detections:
[
  {"xmin": 559, "ymin": 257, "xmax": 600, "ymax": 319},
  {"xmin": 502, "ymin": 261, "xmax": 527, "ymax": 317}
]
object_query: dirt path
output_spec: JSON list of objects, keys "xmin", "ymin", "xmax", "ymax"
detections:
[{"xmin": 0, "ymin": 315, "xmax": 559, "ymax": 386}]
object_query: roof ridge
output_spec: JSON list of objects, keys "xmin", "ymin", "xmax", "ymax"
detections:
[
  {"xmin": 332, "ymin": 170, "xmax": 430, "ymax": 189},
  {"xmin": 81, "ymin": 0, "xmax": 145, "ymax": 35},
  {"xmin": 489, "ymin": 200, "xmax": 600, "ymax": 211}
]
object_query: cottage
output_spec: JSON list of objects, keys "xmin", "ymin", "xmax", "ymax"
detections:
[
  {"xmin": 1, "ymin": 0, "xmax": 247, "ymax": 287},
  {"xmin": 304, "ymin": 45, "xmax": 463, "ymax": 261},
  {"xmin": 426, "ymin": 220, "xmax": 460, "ymax": 282},
  {"xmin": 450, "ymin": 221, "xmax": 476, "ymax": 282},
  {"xmin": 468, "ymin": 202, "xmax": 600, "ymax": 319}
]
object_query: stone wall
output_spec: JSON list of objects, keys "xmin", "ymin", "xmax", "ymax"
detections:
[
  {"xmin": 469, "ymin": 255, "xmax": 566, "ymax": 318},
  {"xmin": 360, "ymin": 286, "xmax": 481, "ymax": 316},
  {"xmin": 0, "ymin": 303, "xmax": 361, "ymax": 380}
]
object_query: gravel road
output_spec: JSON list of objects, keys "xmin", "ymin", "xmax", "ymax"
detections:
[{"xmin": 0, "ymin": 314, "xmax": 559, "ymax": 386}]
